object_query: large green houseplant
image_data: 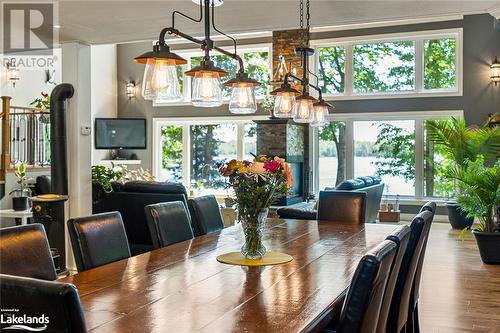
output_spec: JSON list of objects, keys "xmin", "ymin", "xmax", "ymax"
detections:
[
  {"xmin": 426, "ymin": 117, "xmax": 500, "ymax": 229},
  {"xmin": 448, "ymin": 157, "xmax": 500, "ymax": 264}
]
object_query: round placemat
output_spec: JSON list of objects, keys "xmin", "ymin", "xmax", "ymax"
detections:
[{"xmin": 216, "ymin": 252, "xmax": 293, "ymax": 266}]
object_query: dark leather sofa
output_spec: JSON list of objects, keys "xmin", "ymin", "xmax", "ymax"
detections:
[
  {"xmin": 277, "ymin": 176, "xmax": 384, "ymax": 223},
  {"xmin": 92, "ymin": 181, "xmax": 190, "ymax": 255}
]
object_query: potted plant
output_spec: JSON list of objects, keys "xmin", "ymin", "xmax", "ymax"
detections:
[
  {"xmin": 9, "ymin": 163, "xmax": 32, "ymax": 211},
  {"xmin": 426, "ymin": 117, "xmax": 500, "ymax": 229},
  {"xmin": 448, "ymin": 156, "xmax": 500, "ymax": 264}
]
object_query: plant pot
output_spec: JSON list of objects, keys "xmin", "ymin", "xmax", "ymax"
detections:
[
  {"xmin": 472, "ymin": 230, "xmax": 500, "ymax": 264},
  {"xmin": 445, "ymin": 201, "xmax": 474, "ymax": 229},
  {"xmin": 12, "ymin": 197, "xmax": 29, "ymax": 211}
]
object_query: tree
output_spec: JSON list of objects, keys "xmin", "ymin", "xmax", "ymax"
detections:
[
  {"xmin": 319, "ymin": 122, "xmax": 346, "ymax": 186},
  {"xmin": 161, "ymin": 125, "xmax": 183, "ymax": 182}
]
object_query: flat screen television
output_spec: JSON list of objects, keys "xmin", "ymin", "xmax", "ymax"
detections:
[{"xmin": 95, "ymin": 118, "xmax": 146, "ymax": 149}]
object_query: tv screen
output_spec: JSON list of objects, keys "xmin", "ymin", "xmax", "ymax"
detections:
[{"xmin": 95, "ymin": 118, "xmax": 146, "ymax": 149}]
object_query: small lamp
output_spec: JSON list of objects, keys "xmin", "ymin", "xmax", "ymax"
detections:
[
  {"xmin": 126, "ymin": 81, "xmax": 136, "ymax": 99},
  {"xmin": 491, "ymin": 56, "xmax": 500, "ymax": 86}
]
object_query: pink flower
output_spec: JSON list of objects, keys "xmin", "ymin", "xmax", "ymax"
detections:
[{"xmin": 264, "ymin": 160, "xmax": 280, "ymax": 173}]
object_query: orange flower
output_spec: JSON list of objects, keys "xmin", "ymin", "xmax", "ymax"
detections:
[{"xmin": 283, "ymin": 162, "xmax": 293, "ymax": 188}]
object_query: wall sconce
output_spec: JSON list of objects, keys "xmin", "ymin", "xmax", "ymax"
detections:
[
  {"xmin": 6, "ymin": 60, "xmax": 19, "ymax": 87},
  {"xmin": 491, "ymin": 56, "xmax": 500, "ymax": 86},
  {"xmin": 126, "ymin": 81, "xmax": 136, "ymax": 99}
]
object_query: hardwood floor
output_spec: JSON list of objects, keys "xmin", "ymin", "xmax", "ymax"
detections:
[{"xmin": 419, "ymin": 223, "xmax": 500, "ymax": 333}]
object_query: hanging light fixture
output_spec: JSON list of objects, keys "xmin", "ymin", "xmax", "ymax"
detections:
[
  {"xmin": 269, "ymin": 0, "xmax": 334, "ymax": 124},
  {"xmin": 6, "ymin": 60, "xmax": 20, "ymax": 87},
  {"xmin": 134, "ymin": 0, "xmax": 260, "ymax": 112},
  {"xmin": 491, "ymin": 56, "xmax": 500, "ymax": 86}
]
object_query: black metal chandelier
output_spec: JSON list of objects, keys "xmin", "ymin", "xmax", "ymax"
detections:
[
  {"xmin": 134, "ymin": 0, "xmax": 260, "ymax": 114},
  {"xmin": 270, "ymin": 0, "xmax": 334, "ymax": 126}
]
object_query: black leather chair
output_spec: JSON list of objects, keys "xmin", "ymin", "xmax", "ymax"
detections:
[
  {"xmin": 317, "ymin": 191, "xmax": 366, "ymax": 223},
  {"xmin": 144, "ymin": 201, "xmax": 194, "ymax": 248},
  {"xmin": 0, "ymin": 274, "xmax": 87, "ymax": 332},
  {"xmin": 407, "ymin": 203, "xmax": 436, "ymax": 333},
  {"xmin": 188, "ymin": 195, "xmax": 224, "ymax": 236},
  {"xmin": 0, "ymin": 224, "xmax": 57, "ymax": 281},
  {"xmin": 67, "ymin": 212, "xmax": 131, "ymax": 272},
  {"xmin": 386, "ymin": 209, "xmax": 434, "ymax": 333},
  {"xmin": 376, "ymin": 225, "xmax": 411, "ymax": 333},
  {"xmin": 323, "ymin": 239, "xmax": 397, "ymax": 333}
]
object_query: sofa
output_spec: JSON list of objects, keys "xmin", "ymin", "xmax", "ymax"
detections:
[
  {"xmin": 92, "ymin": 181, "xmax": 190, "ymax": 255},
  {"xmin": 276, "ymin": 176, "xmax": 384, "ymax": 223}
]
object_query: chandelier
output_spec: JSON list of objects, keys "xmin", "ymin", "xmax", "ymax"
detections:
[
  {"xmin": 134, "ymin": 0, "xmax": 260, "ymax": 114},
  {"xmin": 270, "ymin": 0, "xmax": 334, "ymax": 126}
]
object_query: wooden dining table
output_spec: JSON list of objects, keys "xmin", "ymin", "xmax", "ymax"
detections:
[{"xmin": 60, "ymin": 218, "xmax": 398, "ymax": 333}]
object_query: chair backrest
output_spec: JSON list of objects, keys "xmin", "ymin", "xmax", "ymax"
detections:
[
  {"xmin": 188, "ymin": 195, "xmax": 224, "ymax": 236},
  {"xmin": 410, "ymin": 203, "xmax": 436, "ymax": 312},
  {"xmin": 386, "ymin": 210, "xmax": 433, "ymax": 333},
  {"xmin": 0, "ymin": 224, "xmax": 57, "ymax": 281},
  {"xmin": 376, "ymin": 225, "xmax": 411, "ymax": 333},
  {"xmin": 0, "ymin": 274, "xmax": 87, "ymax": 332},
  {"xmin": 337, "ymin": 240, "xmax": 397, "ymax": 333},
  {"xmin": 67, "ymin": 212, "xmax": 131, "ymax": 272},
  {"xmin": 144, "ymin": 201, "xmax": 194, "ymax": 249},
  {"xmin": 317, "ymin": 191, "xmax": 366, "ymax": 223}
]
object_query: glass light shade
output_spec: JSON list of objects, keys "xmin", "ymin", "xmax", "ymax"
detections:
[
  {"xmin": 155, "ymin": 60, "xmax": 181, "ymax": 100},
  {"xmin": 273, "ymin": 92, "xmax": 296, "ymax": 118},
  {"xmin": 229, "ymin": 85, "xmax": 257, "ymax": 114},
  {"xmin": 491, "ymin": 58, "xmax": 500, "ymax": 85},
  {"xmin": 191, "ymin": 71, "xmax": 223, "ymax": 107},
  {"xmin": 141, "ymin": 58, "xmax": 158, "ymax": 100},
  {"xmin": 293, "ymin": 99, "xmax": 314, "ymax": 123},
  {"xmin": 310, "ymin": 105, "xmax": 329, "ymax": 127}
]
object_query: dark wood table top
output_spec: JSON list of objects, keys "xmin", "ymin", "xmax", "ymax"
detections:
[{"xmin": 61, "ymin": 219, "xmax": 397, "ymax": 333}]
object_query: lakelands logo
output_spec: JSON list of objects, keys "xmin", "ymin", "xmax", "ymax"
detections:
[{"xmin": 0, "ymin": 310, "xmax": 49, "ymax": 331}]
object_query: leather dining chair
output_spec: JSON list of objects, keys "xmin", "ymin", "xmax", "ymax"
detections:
[
  {"xmin": 317, "ymin": 191, "xmax": 366, "ymax": 223},
  {"xmin": 376, "ymin": 225, "xmax": 411, "ymax": 333},
  {"xmin": 0, "ymin": 274, "xmax": 87, "ymax": 333},
  {"xmin": 407, "ymin": 203, "xmax": 436, "ymax": 333},
  {"xmin": 386, "ymin": 209, "xmax": 434, "ymax": 333},
  {"xmin": 323, "ymin": 239, "xmax": 398, "ymax": 333},
  {"xmin": 144, "ymin": 201, "xmax": 194, "ymax": 249},
  {"xmin": 188, "ymin": 195, "xmax": 224, "ymax": 236},
  {"xmin": 0, "ymin": 224, "xmax": 57, "ymax": 281},
  {"xmin": 67, "ymin": 212, "xmax": 131, "ymax": 272}
]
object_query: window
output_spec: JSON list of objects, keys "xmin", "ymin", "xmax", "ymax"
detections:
[
  {"xmin": 153, "ymin": 118, "xmax": 264, "ymax": 195},
  {"xmin": 312, "ymin": 111, "xmax": 463, "ymax": 200},
  {"xmin": 312, "ymin": 29, "xmax": 461, "ymax": 98},
  {"xmin": 155, "ymin": 46, "xmax": 270, "ymax": 105}
]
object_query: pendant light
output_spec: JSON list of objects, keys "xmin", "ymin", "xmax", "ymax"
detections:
[
  {"xmin": 134, "ymin": 0, "xmax": 260, "ymax": 112},
  {"xmin": 311, "ymin": 98, "xmax": 334, "ymax": 127},
  {"xmin": 293, "ymin": 95, "xmax": 316, "ymax": 123},
  {"xmin": 270, "ymin": 81, "xmax": 300, "ymax": 118}
]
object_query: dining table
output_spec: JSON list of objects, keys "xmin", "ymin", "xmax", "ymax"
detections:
[{"xmin": 60, "ymin": 218, "xmax": 398, "ymax": 333}]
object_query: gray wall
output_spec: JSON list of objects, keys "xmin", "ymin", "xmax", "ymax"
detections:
[{"xmin": 117, "ymin": 14, "xmax": 500, "ymax": 171}]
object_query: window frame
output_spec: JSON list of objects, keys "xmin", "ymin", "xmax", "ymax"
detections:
[
  {"xmin": 153, "ymin": 44, "xmax": 272, "ymax": 107},
  {"xmin": 309, "ymin": 110, "xmax": 464, "ymax": 202},
  {"xmin": 310, "ymin": 28, "xmax": 463, "ymax": 100},
  {"xmin": 152, "ymin": 116, "xmax": 268, "ymax": 191}
]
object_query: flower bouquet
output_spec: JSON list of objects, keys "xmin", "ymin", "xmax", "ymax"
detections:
[{"xmin": 219, "ymin": 155, "xmax": 293, "ymax": 259}]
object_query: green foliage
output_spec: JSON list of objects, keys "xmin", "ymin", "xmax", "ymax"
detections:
[
  {"xmin": 9, "ymin": 163, "xmax": 32, "ymax": 196},
  {"xmin": 447, "ymin": 157, "xmax": 500, "ymax": 232},
  {"xmin": 30, "ymin": 92, "xmax": 50, "ymax": 109},
  {"xmin": 190, "ymin": 124, "xmax": 225, "ymax": 189},
  {"xmin": 318, "ymin": 46, "xmax": 345, "ymax": 94},
  {"xmin": 424, "ymin": 38, "xmax": 456, "ymax": 90},
  {"xmin": 91, "ymin": 165, "xmax": 122, "ymax": 193},
  {"xmin": 161, "ymin": 125, "xmax": 183, "ymax": 182},
  {"xmin": 244, "ymin": 51, "xmax": 269, "ymax": 96}
]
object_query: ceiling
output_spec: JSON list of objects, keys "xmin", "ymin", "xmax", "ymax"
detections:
[{"xmin": 56, "ymin": 0, "xmax": 500, "ymax": 45}]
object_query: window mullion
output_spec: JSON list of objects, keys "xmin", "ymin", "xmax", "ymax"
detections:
[
  {"xmin": 415, "ymin": 119, "xmax": 424, "ymax": 199},
  {"xmin": 237, "ymin": 124, "xmax": 244, "ymax": 160},
  {"xmin": 183, "ymin": 124, "xmax": 191, "ymax": 190},
  {"xmin": 415, "ymin": 38, "xmax": 424, "ymax": 93},
  {"xmin": 345, "ymin": 120, "xmax": 354, "ymax": 179}
]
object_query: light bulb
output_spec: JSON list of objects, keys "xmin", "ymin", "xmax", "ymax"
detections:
[
  {"xmin": 191, "ymin": 71, "xmax": 223, "ymax": 107},
  {"xmin": 155, "ymin": 59, "xmax": 181, "ymax": 100},
  {"xmin": 293, "ymin": 98, "xmax": 314, "ymax": 123},
  {"xmin": 141, "ymin": 58, "xmax": 158, "ymax": 100},
  {"xmin": 273, "ymin": 92, "xmax": 296, "ymax": 118},
  {"xmin": 311, "ymin": 105, "xmax": 329, "ymax": 127},
  {"xmin": 229, "ymin": 85, "xmax": 257, "ymax": 114}
]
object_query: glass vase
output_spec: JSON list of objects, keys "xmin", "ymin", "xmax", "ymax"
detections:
[{"xmin": 240, "ymin": 208, "xmax": 269, "ymax": 259}]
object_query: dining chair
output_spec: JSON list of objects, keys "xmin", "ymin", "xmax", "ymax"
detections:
[
  {"xmin": 0, "ymin": 224, "xmax": 58, "ymax": 281},
  {"xmin": 0, "ymin": 274, "xmax": 87, "ymax": 332},
  {"xmin": 317, "ymin": 191, "xmax": 366, "ymax": 223},
  {"xmin": 407, "ymin": 203, "xmax": 436, "ymax": 333},
  {"xmin": 67, "ymin": 211, "xmax": 131, "ymax": 272},
  {"xmin": 376, "ymin": 225, "xmax": 411, "ymax": 333},
  {"xmin": 386, "ymin": 209, "xmax": 434, "ymax": 333},
  {"xmin": 188, "ymin": 195, "xmax": 224, "ymax": 236},
  {"xmin": 323, "ymin": 239, "xmax": 398, "ymax": 333},
  {"xmin": 144, "ymin": 201, "xmax": 194, "ymax": 248}
]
